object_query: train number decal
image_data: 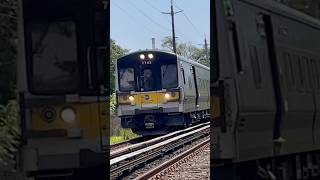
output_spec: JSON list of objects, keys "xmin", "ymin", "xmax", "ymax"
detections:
[{"xmin": 141, "ymin": 60, "xmax": 152, "ymax": 65}]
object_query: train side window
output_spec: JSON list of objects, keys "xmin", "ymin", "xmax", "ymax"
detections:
[
  {"xmin": 283, "ymin": 53, "xmax": 289, "ymax": 88},
  {"xmin": 181, "ymin": 65, "xmax": 186, "ymax": 84},
  {"xmin": 249, "ymin": 45, "xmax": 262, "ymax": 89},
  {"xmin": 297, "ymin": 56, "xmax": 304, "ymax": 90},
  {"xmin": 309, "ymin": 59, "xmax": 317, "ymax": 89},
  {"xmin": 289, "ymin": 54, "xmax": 295, "ymax": 89},
  {"xmin": 161, "ymin": 64, "xmax": 178, "ymax": 89},
  {"xmin": 284, "ymin": 52, "xmax": 293, "ymax": 90},
  {"xmin": 302, "ymin": 56, "xmax": 310, "ymax": 90},
  {"xmin": 317, "ymin": 61, "xmax": 320, "ymax": 89},
  {"xmin": 292, "ymin": 55, "xmax": 302, "ymax": 91},
  {"xmin": 223, "ymin": 0, "xmax": 234, "ymax": 16},
  {"xmin": 229, "ymin": 22, "xmax": 243, "ymax": 74}
]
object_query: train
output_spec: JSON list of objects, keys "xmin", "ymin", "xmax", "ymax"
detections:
[
  {"xmin": 115, "ymin": 50, "xmax": 210, "ymax": 136},
  {"xmin": 17, "ymin": 0, "xmax": 109, "ymax": 178},
  {"xmin": 212, "ymin": 0, "xmax": 320, "ymax": 179}
]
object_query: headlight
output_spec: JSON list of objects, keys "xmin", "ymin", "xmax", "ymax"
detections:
[
  {"xmin": 164, "ymin": 93, "xmax": 171, "ymax": 99},
  {"xmin": 118, "ymin": 95, "xmax": 135, "ymax": 105},
  {"xmin": 148, "ymin": 53, "xmax": 154, "ymax": 59},
  {"xmin": 60, "ymin": 107, "xmax": 76, "ymax": 123},
  {"xmin": 164, "ymin": 91, "xmax": 180, "ymax": 102},
  {"xmin": 139, "ymin": 54, "xmax": 145, "ymax": 60}
]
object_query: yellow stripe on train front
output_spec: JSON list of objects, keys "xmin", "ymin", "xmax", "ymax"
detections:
[
  {"xmin": 31, "ymin": 102, "xmax": 107, "ymax": 139},
  {"xmin": 140, "ymin": 93, "xmax": 159, "ymax": 105},
  {"xmin": 118, "ymin": 91, "xmax": 180, "ymax": 106}
]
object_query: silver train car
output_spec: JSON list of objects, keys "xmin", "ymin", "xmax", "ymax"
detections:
[
  {"xmin": 212, "ymin": 0, "xmax": 320, "ymax": 179},
  {"xmin": 115, "ymin": 50, "xmax": 210, "ymax": 136}
]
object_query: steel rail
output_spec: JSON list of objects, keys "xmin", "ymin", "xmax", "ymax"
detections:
[
  {"xmin": 134, "ymin": 138, "xmax": 210, "ymax": 180},
  {"xmin": 110, "ymin": 122, "xmax": 209, "ymax": 159},
  {"xmin": 110, "ymin": 125, "xmax": 210, "ymax": 179},
  {"xmin": 110, "ymin": 136, "xmax": 146, "ymax": 150}
]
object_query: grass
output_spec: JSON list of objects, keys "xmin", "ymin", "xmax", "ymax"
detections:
[
  {"xmin": 110, "ymin": 136, "xmax": 125, "ymax": 145},
  {"xmin": 110, "ymin": 128, "xmax": 138, "ymax": 145}
]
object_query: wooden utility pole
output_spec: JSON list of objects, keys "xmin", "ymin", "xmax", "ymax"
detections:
[{"xmin": 162, "ymin": 0, "xmax": 182, "ymax": 53}]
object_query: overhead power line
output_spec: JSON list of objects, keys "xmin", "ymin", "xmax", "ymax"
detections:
[
  {"xmin": 143, "ymin": 0, "xmax": 189, "ymax": 43},
  {"xmin": 173, "ymin": 1, "xmax": 204, "ymax": 39},
  {"xmin": 127, "ymin": 0, "xmax": 170, "ymax": 32},
  {"xmin": 143, "ymin": 0, "xmax": 171, "ymax": 22},
  {"xmin": 112, "ymin": 1, "xmax": 162, "ymax": 37},
  {"xmin": 143, "ymin": 0, "xmax": 163, "ymax": 13}
]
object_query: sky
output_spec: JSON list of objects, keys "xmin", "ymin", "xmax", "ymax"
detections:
[{"xmin": 110, "ymin": 0, "xmax": 210, "ymax": 52}]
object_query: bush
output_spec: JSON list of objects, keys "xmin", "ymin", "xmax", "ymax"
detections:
[
  {"xmin": 118, "ymin": 128, "xmax": 138, "ymax": 140},
  {"xmin": 0, "ymin": 100, "xmax": 19, "ymax": 171},
  {"xmin": 110, "ymin": 93, "xmax": 116, "ymax": 114}
]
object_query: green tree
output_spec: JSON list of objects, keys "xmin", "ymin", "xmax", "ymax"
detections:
[
  {"xmin": 110, "ymin": 39, "xmax": 129, "ymax": 93},
  {"xmin": 161, "ymin": 36, "xmax": 210, "ymax": 67},
  {"xmin": 0, "ymin": 0, "xmax": 17, "ymax": 105},
  {"xmin": 0, "ymin": 101, "xmax": 19, "ymax": 171},
  {"xmin": 0, "ymin": 0, "xmax": 20, "ymax": 171}
]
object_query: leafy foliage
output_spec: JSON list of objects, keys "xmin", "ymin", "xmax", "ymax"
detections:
[
  {"xmin": 0, "ymin": 0, "xmax": 17, "ymax": 105},
  {"xmin": 0, "ymin": 0, "xmax": 19, "ymax": 172},
  {"xmin": 161, "ymin": 36, "xmax": 210, "ymax": 67},
  {"xmin": 110, "ymin": 129, "xmax": 138, "ymax": 145},
  {"xmin": 110, "ymin": 93, "xmax": 116, "ymax": 114},
  {"xmin": 110, "ymin": 39, "xmax": 129, "ymax": 93},
  {"xmin": 0, "ymin": 101, "xmax": 19, "ymax": 171}
]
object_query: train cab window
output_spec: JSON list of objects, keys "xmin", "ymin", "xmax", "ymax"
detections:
[
  {"xmin": 119, "ymin": 68, "xmax": 135, "ymax": 91},
  {"xmin": 29, "ymin": 20, "xmax": 78, "ymax": 93},
  {"xmin": 142, "ymin": 68, "xmax": 155, "ymax": 91},
  {"xmin": 161, "ymin": 64, "xmax": 178, "ymax": 89},
  {"xmin": 298, "ymin": 57, "xmax": 304, "ymax": 88}
]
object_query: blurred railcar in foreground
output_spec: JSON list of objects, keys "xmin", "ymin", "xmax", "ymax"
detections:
[
  {"xmin": 18, "ymin": 0, "xmax": 109, "ymax": 178},
  {"xmin": 116, "ymin": 50, "xmax": 210, "ymax": 136},
  {"xmin": 212, "ymin": 0, "xmax": 320, "ymax": 179}
]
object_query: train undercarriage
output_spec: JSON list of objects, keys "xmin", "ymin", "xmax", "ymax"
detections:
[
  {"xmin": 213, "ymin": 151, "xmax": 320, "ymax": 180},
  {"xmin": 121, "ymin": 110, "xmax": 210, "ymax": 136}
]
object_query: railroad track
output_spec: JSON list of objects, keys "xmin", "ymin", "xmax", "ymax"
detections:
[
  {"xmin": 110, "ymin": 136, "xmax": 150, "ymax": 151},
  {"xmin": 110, "ymin": 123, "xmax": 210, "ymax": 180},
  {"xmin": 110, "ymin": 122, "xmax": 209, "ymax": 159},
  {"xmin": 135, "ymin": 138, "xmax": 210, "ymax": 180}
]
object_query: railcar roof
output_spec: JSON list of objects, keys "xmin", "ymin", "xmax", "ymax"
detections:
[{"xmin": 117, "ymin": 49, "xmax": 210, "ymax": 70}]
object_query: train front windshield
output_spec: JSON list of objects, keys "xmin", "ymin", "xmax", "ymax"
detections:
[
  {"xmin": 117, "ymin": 52, "xmax": 178, "ymax": 92},
  {"xmin": 27, "ymin": 20, "xmax": 79, "ymax": 94},
  {"xmin": 119, "ymin": 68, "xmax": 135, "ymax": 91},
  {"xmin": 161, "ymin": 64, "xmax": 178, "ymax": 89}
]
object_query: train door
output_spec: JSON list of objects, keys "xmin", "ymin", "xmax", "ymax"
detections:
[
  {"xmin": 229, "ymin": 1, "xmax": 277, "ymax": 160},
  {"xmin": 181, "ymin": 63, "xmax": 197, "ymax": 113},
  {"xmin": 264, "ymin": 13, "xmax": 314, "ymax": 155},
  {"xmin": 192, "ymin": 66, "xmax": 199, "ymax": 109}
]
